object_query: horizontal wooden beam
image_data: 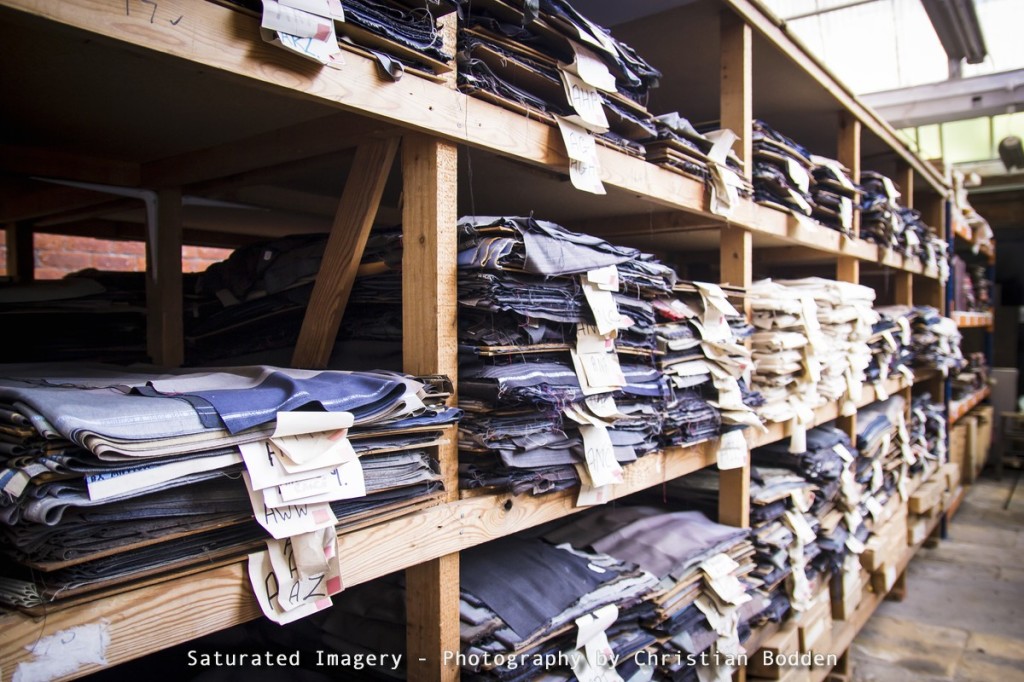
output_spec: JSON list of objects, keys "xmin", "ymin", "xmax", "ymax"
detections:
[
  {"xmin": 0, "ymin": 145, "xmax": 140, "ymax": 186},
  {"xmin": 143, "ymin": 113, "xmax": 399, "ymax": 189}
]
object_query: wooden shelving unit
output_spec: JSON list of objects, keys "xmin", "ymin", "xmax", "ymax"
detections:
[
  {"xmin": 951, "ymin": 310, "xmax": 994, "ymax": 328},
  {"xmin": 949, "ymin": 386, "xmax": 992, "ymax": 425},
  {"xmin": 0, "ymin": 1, "xmax": 959, "ymax": 680}
]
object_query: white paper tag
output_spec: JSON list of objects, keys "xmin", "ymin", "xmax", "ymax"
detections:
[
  {"xmin": 262, "ymin": 459, "xmax": 366, "ymax": 507},
  {"xmin": 585, "ymin": 394, "xmax": 627, "ymax": 420},
  {"xmin": 265, "ymin": 529, "xmax": 343, "ymax": 612},
  {"xmin": 556, "ymin": 115, "xmax": 606, "ymax": 194},
  {"xmin": 717, "ymin": 429, "xmax": 747, "ymax": 470},
  {"xmin": 243, "ymin": 471, "xmax": 338, "ymax": 540},
  {"xmin": 784, "ymin": 510, "xmax": 817, "ymax": 545},
  {"xmin": 833, "ymin": 443, "xmax": 854, "ymax": 463},
  {"xmin": 582, "ymin": 281, "xmax": 622, "ymax": 336},
  {"xmin": 707, "ymin": 574, "xmax": 751, "ymax": 605},
  {"xmin": 576, "ymin": 604, "xmax": 619, "ymax": 649},
  {"xmin": 260, "ymin": 0, "xmax": 342, "ymax": 65},
  {"xmin": 587, "ymin": 265, "xmax": 620, "ymax": 291},
  {"xmin": 580, "ymin": 423, "xmax": 623, "ymax": 487},
  {"xmin": 579, "ymin": 351, "xmax": 627, "ymax": 391},
  {"xmin": 575, "ymin": 464, "xmax": 614, "ymax": 507},
  {"xmin": 279, "ymin": 0, "xmax": 344, "ymax": 20},
  {"xmin": 786, "ymin": 157, "xmax": 811, "ymax": 194},
  {"xmin": 247, "ymin": 550, "xmax": 332, "ymax": 624},
  {"xmin": 577, "ymin": 323, "xmax": 615, "ymax": 354},
  {"xmin": 845, "ymin": 509, "xmax": 863, "ymax": 531},
  {"xmin": 871, "ymin": 459, "xmax": 884, "ymax": 493},
  {"xmin": 570, "ymin": 348, "xmax": 618, "ymax": 397},
  {"xmin": 561, "ymin": 71, "xmax": 610, "ymax": 133},
  {"xmin": 700, "ymin": 553, "xmax": 740, "ymax": 580},
  {"xmin": 563, "ymin": 40, "xmax": 617, "ymax": 92},
  {"xmin": 845, "ymin": 535, "xmax": 866, "ymax": 554},
  {"xmin": 866, "ymin": 496, "xmax": 884, "ymax": 522}
]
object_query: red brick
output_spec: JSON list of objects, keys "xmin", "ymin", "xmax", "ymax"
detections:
[
  {"xmin": 35, "ymin": 267, "xmax": 67, "ymax": 280},
  {"xmin": 93, "ymin": 254, "xmax": 144, "ymax": 271},
  {"xmin": 36, "ymin": 250, "xmax": 94, "ymax": 270}
]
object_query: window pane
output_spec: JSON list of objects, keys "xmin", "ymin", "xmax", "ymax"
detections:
[
  {"xmin": 917, "ymin": 124, "xmax": 942, "ymax": 160},
  {"xmin": 941, "ymin": 118, "xmax": 992, "ymax": 163}
]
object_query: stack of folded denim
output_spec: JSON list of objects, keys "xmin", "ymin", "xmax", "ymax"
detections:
[
  {"xmin": 751, "ymin": 425, "xmax": 866, "ymax": 586},
  {"xmin": 652, "ymin": 282, "xmax": 761, "ymax": 446},
  {"xmin": 855, "ymin": 396, "xmax": 910, "ymax": 512},
  {"xmin": 776, "ymin": 278, "xmax": 877, "ymax": 416},
  {"xmin": 908, "ymin": 306, "xmax": 965, "ymax": 377},
  {"xmin": 456, "ymin": 0, "xmax": 661, "ymax": 156},
  {"xmin": 228, "ymin": 0, "xmax": 455, "ymax": 77},
  {"xmin": 898, "ymin": 206, "xmax": 947, "ymax": 275},
  {"xmin": 0, "ymin": 364, "xmax": 457, "ymax": 608},
  {"xmin": 457, "ymin": 537, "xmax": 660, "ymax": 681},
  {"xmin": 952, "ymin": 352, "xmax": 989, "ymax": 402},
  {"xmin": 809, "ymin": 156, "xmax": 859, "ymax": 234},
  {"xmin": 859, "ymin": 171, "xmax": 903, "ymax": 251},
  {"xmin": 0, "ymin": 271, "xmax": 152, "ymax": 364},
  {"xmin": 749, "ymin": 279, "xmax": 824, "ymax": 427},
  {"xmin": 456, "ymin": 216, "xmax": 723, "ymax": 497},
  {"xmin": 910, "ymin": 393, "xmax": 948, "ymax": 470},
  {"xmin": 868, "ymin": 306, "xmax": 915, "ymax": 388},
  {"xmin": 544, "ymin": 506, "xmax": 757, "ymax": 681},
  {"xmin": 751, "ymin": 120, "xmax": 815, "ymax": 218}
]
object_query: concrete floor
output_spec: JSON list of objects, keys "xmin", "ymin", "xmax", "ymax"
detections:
[{"xmin": 851, "ymin": 473, "xmax": 1024, "ymax": 681}]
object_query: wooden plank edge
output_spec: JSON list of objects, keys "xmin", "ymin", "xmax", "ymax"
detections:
[{"xmin": 0, "ymin": 442, "xmax": 718, "ymax": 680}]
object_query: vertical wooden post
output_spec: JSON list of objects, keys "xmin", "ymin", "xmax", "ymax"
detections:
[
  {"xmin": 837, "ymin": 112, "xmax": 861, "ymax": 237},
  {"xmin": 146, "ymin": 189, "xmax": 184, "ymax": 367},
  {"xmin": 5, "ymin": 222, "xmax": 34, "ymax": 283},
  {"xmin": 402, "ymin": 133, "xmax": 459, "ymax": 682},
  {"xmin": 291, "ymin": 138, "xmax": 400, "ymax": 369},
  {"xmin": 896, "ymin": 163, "xmax": 914, "ymax": 210},
  {"xmin": 720, "ymin": 226, "xmax": 751, "ymax": 527},
  {"xmin": 721, "ymin": 11, "xmax": 752, "ymax": 181},
  {"xmin": 836, "ymin": 257, "xmax": 859, "ymax": 440}
]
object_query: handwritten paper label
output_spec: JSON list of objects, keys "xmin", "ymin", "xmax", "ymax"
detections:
[
  {"xmin": 273, "ymin": 435, "xmax": 357, "ymax": 473},
  {"xmin": 833, "ymin": 443, "xmax": 854, "ymax": 463},
  {"xmin": 555, "ymin": 115, "xmax": 606, "ymax": 195},
  {"xmin": 582, "ymin": 281, "xmax": 621, "ymax": 336},
  {"xmin": 580, "ymin": 423, "xmax": 623, "ymax": 487},
  {"xmin": 865, "ymin": 496, "xmax": 884, "ymax": 522},
  {"xmin": 575, "ymin": 464, "xmax": 614, "ymax": 507},
  {"xmin": 717, "ymin": 429, "xmax": 747, "ymax": 470},
  {"xmin": 707, "ymin": 574, "xmax": 751, "ymax": 605},
  {"xmin": 563, "ymin": 40, "xmax": 617, "ymax": 92},
  {"xmin": 248, "ymin": 550, "xmax": 332, "ymax": 624},
  {"xmin": 579, "ymin": 351, "xmax": 627, "ymax": 391},
  {"xmin": 279, "ymin": 0, "xmax": 344, "ymax": 20},
  {"xmin": 266, "ymin": 530, "xmax": 342, "ymax": 612},
  {"xmin": 587, "ymin": 265, "xmax": 620, "ymax": 292},
  {"xmin": 577, "ymin": 323, "xmax": 615, "ymax": 354},
  {"xmin": 585, "ymin": 394, "xmax": 627, "ymax": 420},
  {"xmin": 262, "ymin": 459, "xmax": 366, "ymax": 507},
  {"xmin": 561, "ymin": 71, "xmax": 609, "ymax": 133},
  {"xmin": 262, "ymin": 0, "xmax": 329, "ymax": 37},
  {"xmin": 243, "ymin": 472, "xmax": 337, "ymax": 539},
  {"xmin": 241, "ymin": 440, "xmax": 338, "ymax": 491}
]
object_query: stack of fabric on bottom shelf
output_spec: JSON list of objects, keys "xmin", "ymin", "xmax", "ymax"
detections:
[
  {"xmin": 0, "ymin": 364, "xmax": 458, "ymax": 610},
  {"xmin": 543, "ymin": 507, "xmax": 757, "ymax": 681}
]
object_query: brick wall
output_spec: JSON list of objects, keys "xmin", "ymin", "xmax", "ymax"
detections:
[{"xmin": 0, "ymin": 233, "xmax": 232, "ymax": 279}]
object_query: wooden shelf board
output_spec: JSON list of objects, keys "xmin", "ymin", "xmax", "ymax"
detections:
[
  {"xmin": 0, "ymin": 441, "xmax": 717, "ymax": 679},
  {"xmin": 950, "ymin": 386, "xmax": 992, "ymax": 425},
  {"xmin": 951, "ymin": 311, "xmax": 994, "ymax": 329}
]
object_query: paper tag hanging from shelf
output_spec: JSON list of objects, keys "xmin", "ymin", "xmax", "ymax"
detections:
[
  {"xmin": 580, "ymin": 423, "xmax": 623, "ymax": 487},
  {"xmin": 560, "ymin": 71, "xmax": 610, "ymax": 133},
  {"xmin": 716, "ymin": 429, "xmax": 747, "ymax": 470},
  {"xmin": 555, "ymin": 116, "xmax": 606, "ymax": 195}
]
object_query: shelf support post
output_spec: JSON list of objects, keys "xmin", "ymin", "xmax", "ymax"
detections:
[
  {"xmin": 721, "ymin": 11, "xmax": 752, "ymax": 181},
  {"xmin": 401, "ymin": 133, "xmax": 460, "ymax": 682},
  {"xmin": 291, "ymin": 137, "xmax": 400, "ymax": 368},
  {"xmin": 146, "ymin": 189, "xmax": 184, "ymax": 367},
  {"xmin": 5, "ymin": 222, "xmax": 34, "ymax": 283},
  {"xmin": 838, "ymin": 111, "xmax": 861, "ymax": 238},
  {"xmin": 720, "ymin": 226, "xmax": 751, "ymax": 527},
  {"xmin": 836, "ymin": 257, "xmax": 860, "ymax": 441},
  {"xmin": 896, "ymin": 163, "xmax": 914, "ymax": 210}
]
